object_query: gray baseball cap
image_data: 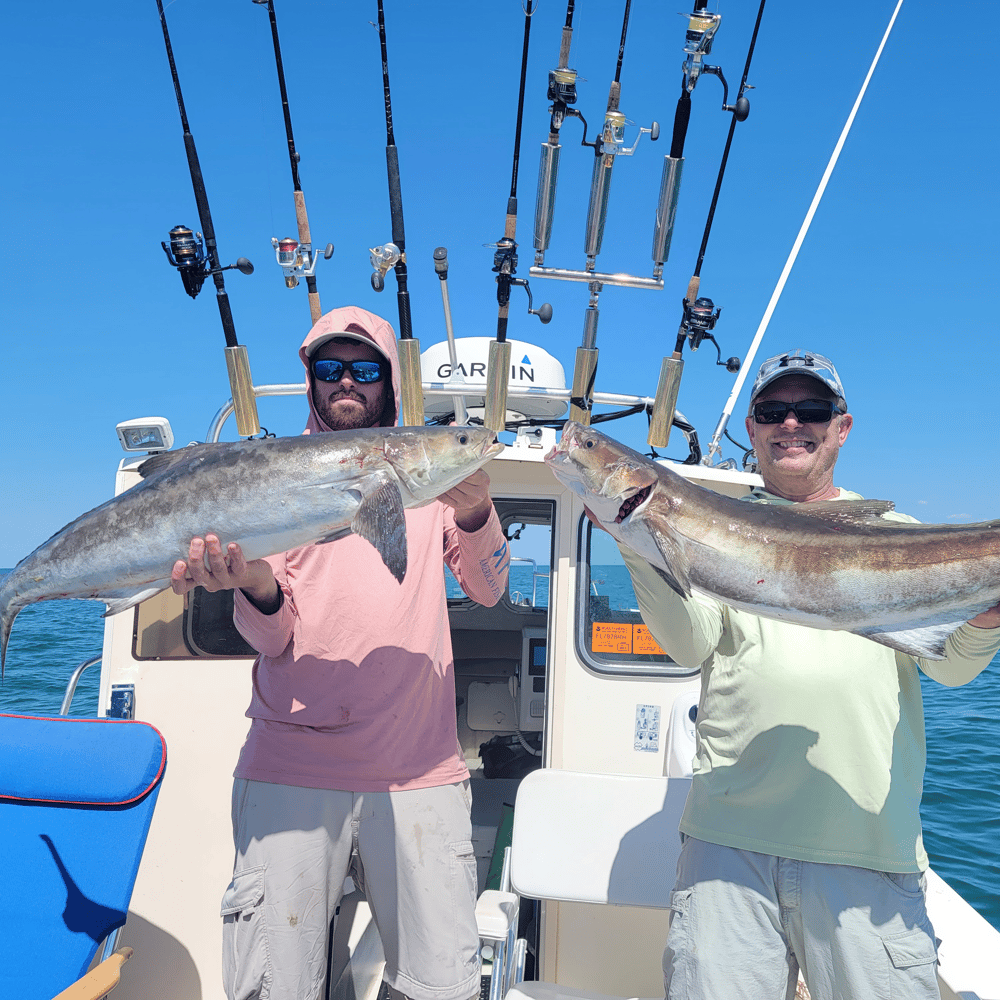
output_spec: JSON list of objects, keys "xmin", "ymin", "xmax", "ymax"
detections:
[{"xmin": 748, "ymin": 349, "xmax": 847, "ymax": 409}]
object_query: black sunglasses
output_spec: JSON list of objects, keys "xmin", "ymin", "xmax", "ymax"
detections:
[
  {"xmin": 311, "ymin": 358, "xmax": 386, "ymax": 384},
  {"xmin": 752, "ymin": 398, "xmax": 845, "ymax": 425}
]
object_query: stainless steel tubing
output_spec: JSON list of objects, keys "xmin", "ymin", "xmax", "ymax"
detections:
[
  {"xmin": 528, "ymin": 265, "xmax": 663, "ymax": 289},
  {"xmin": 584, "ymin": 152, "xmax": 615, "ymax": 261},
  {"xmin": 533, "ymin": 142, "xmax": 561, "ymax": 257},
  {"xmin": 647, "ymin": 355, "xmax": 684, "ymax": 449},
  {"xmin": 652, "ymin": 156, "xmax": 684, "ymax": 273},
  {"xmin": 59, "ymin": 655, "xmax": 102, "ymax": 716},
  {"xmin": 582, "ymin": 302, "xmax": 599, "ymax": 350}
]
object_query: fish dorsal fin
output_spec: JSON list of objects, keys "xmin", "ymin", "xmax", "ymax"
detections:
[
  {"xmin": 350, "ymin": 473, "xmax": 407, "ymax": 584},
  {"xmin": 785, "ymin": 499, "xmax": 896, "ymax": 524},
  {"xmin": 137, "ymin": 446, "xmax": 204, "ymax": 479},
  {"xmin": 644, "ymin": 523, "xmax": 692, "ymax": 599},
  {"xmin": 851, "ymin": 620, "xmax": 967, "ymax": 660}
]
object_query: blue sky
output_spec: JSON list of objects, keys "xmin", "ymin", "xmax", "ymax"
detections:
[{"xmin": 1, "ymin": 1, "xmax": 998, "ymax": 567}]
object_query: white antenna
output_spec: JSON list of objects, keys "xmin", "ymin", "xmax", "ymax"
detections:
[{"xmin": 706, "ymin": 0, "xmax": 905, "ymax": 463}]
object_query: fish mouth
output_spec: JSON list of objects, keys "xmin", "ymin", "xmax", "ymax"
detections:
[
  {"xmin": 616, "ymin": 484, "xmax": 651, "ymax": 523},
  {"xmin": 482, "ymin": 435, "xmax": 505, "ymax": 459}
]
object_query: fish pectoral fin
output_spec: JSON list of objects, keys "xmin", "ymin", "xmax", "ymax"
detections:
[
  {"xmin": 852, "ymin": 620, "xmax": 967, "ymax": 660},
  {"xmin": 646, "ymin": 524, "xmax": 692, "ymax": 599},
  {"xmin": 787, "ymin": 499, "xmax": 897, "ymax": 523},
  {"xmin": 101, "ymin": 581, "xmax": 172, "ymax": 618},
  {"xmin": 315, "ymin": 527, "xmax": 353, "ymax": 545},
  {"xmin": 350, "ymin": 475, "xmax": 408, "ymax": 584}
]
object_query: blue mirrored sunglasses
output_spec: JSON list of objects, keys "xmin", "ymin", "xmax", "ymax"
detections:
[{"xmin": 311, "ymin": 358, "xmax": 386, "ymax": 384}]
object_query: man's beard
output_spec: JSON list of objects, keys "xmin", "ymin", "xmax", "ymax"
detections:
[{"xmin": 316, "ymin": 387, "xmax": 387, "ymax": 430}]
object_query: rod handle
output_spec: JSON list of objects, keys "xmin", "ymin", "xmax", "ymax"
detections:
[
  {"xmin": 225, "ymin": 345, "xmax": 261, "ymax": 438},
  {"xmin": 293, "ymin": 190, "xmax": 313, "ymax": 247}
]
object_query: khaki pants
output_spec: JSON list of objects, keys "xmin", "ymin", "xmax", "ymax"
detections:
[
  {"xmin": 221, "ymin": 778, "xmax": 481, "ymax": 1000},
  {"xmin": 664, "ymin": 837, "xmax": 940, "ymax": 1000}
]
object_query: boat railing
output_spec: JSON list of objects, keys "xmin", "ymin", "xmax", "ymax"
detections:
[
  {"xmin": 509, "ymin": 556, "xmax": 547, "ymax": 608},
  {"xmin": 205, "ymin": 383, "xmax": 699, "ymax": 457},
  {"xmin": 60, "ymin": 655, "xmax": 102, "ymax": 716}
]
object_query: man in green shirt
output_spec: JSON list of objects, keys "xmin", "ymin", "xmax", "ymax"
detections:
[{"xmin": 615, "ymin": 350, "xmax": 1000, "ymax": 999}]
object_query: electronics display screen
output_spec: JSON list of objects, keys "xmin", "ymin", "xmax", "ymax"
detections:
[{"xmin": 528, "ymin": 637, "xmax": 546, "ymax": 676}]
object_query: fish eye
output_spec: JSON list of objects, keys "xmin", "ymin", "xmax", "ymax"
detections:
[
  {"xmin": 585, "ymin": 438, "xmax": 594, "ymax": 449},
  {"xmin": 457, "ymin": 433, "xmax": 469, "ymax": 445}
]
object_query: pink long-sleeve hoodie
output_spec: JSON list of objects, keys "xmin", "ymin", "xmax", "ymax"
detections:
[{"xmin": 232, "ymin": 306, "xmax": 509, "ymax": 791}]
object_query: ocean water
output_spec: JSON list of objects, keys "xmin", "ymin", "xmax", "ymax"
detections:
[{"xmin": 3, "ymin": 567, "xmax": 998, "ymax": 932}]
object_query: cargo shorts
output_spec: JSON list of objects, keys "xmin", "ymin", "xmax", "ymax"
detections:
[
  {"xmin": 663, "ymin": 837, "xmax": 940, "ymax": 1000},
  {"xmin": 220, "ymin": 778, "xmax": 481, "ymax": 1000}
]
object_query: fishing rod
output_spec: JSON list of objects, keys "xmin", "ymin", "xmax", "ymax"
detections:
[
  {"xmin": 483, "ymin": 0, "xmax": 552, "ymax": 432},
  {"xmin": 647, "ymin": 0, "xmax": 765, "ymax": 453},
  {"xmin": 483, "ymin": 0, "xmax": 552, "ymax": 434},
  {"xmin": 705, "ymin": 0, "xmax": 906, "ymax": 465},
  {"xmin": 532, "ymin": 0, "xmax": 579, "ymax": 269},
  {"xmin": 253, "ymin": 0, "xmax": 334, "ymax": 325},
  {"xmin": 155, "ymin": 0, "xmax": 260, "ymax": 438},
  {"xmin": 368, "ymin": 0, "xmax": 423, "ymax": 427},
  {"xmin": 528, "ymin": 2, "xmax": 661, "ymax": 426}
]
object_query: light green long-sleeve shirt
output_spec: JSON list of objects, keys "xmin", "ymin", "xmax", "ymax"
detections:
[{"xmin": 620, "ymin": 488, "xmax": 1000, "ymax": 872}]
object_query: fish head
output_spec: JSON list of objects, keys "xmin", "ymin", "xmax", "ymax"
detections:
[
  {"xmin": 545, "ymin": 422, "xmax": 658, "ymax": 527},
  {"xmin": 384, "ymin": 426, "xmax": 504, "ymax": 502}
]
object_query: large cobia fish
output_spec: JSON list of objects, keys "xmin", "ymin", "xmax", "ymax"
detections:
[
  {"xmin": 545, "ymin": 421, "xmax": 1000, "ymax": 660},
  {"xmin": 1, "ymin": 426, "xmax": 503, "ymax": 671}
]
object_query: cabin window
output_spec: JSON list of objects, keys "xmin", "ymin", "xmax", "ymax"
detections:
[
  {"xmin": 446, "ymin": 499, "xmax": 554, "ymax": 612},
  {"xmin": 576, "ymin": 515, "xmax": 697, "ymax": 676},
  {"xmin": 133, "ymin": 587, "xmax": 257, "ymax": 660}
]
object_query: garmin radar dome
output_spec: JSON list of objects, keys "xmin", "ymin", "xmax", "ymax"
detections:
[{"xmin": 421, "ymin": 337, "xmax": 567, "ymax": 422}]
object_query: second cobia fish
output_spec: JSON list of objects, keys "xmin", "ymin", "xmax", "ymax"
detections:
[
  {"xmin": 0, "ymin": 426, "xmax": 503, "ymax": 671},
  {"xmin": 545, "ymin": 421, "xmax": 1000, "ymax": 660}
]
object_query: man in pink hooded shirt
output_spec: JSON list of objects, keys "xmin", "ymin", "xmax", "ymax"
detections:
[{"xmin": 171, "ymin": 306, "xmax": 509, "ymax": 1000}]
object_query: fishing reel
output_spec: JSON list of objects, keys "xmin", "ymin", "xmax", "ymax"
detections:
[
  {"xmin": 489, "ymin": 238, "xmax": 552, "ymax": 323},
  {"xmin": 682, "ymin": 296, "xmax": 739, "ymax": 372},
  {"xmin": 583, "ymin": 111, "xmax": 660, "ymax": 158},
  {"xmin": 271, "ymin": 237, "xmax": 334, "ymax": 289},
  {"xmin": 369, "ymin": 242, "xmax": 403, "ymax": 292},
  {"xmin": 161, "ymin": 225, "xmax": 253, "ymax": 300},
  {"xmin": 680, "ymin": 8, "xmax": 751, "ymax": 120},
  {"xmin": 681, "ymin": 9, "xmax": 722, "ymax": 92}
]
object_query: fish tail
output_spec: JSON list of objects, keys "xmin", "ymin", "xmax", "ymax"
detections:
[{"xmin": 0, "ymin": 576, "xmax": 24, "ymax": 679}]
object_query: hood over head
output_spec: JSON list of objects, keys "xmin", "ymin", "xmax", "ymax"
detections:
[{"xmin": 299, "ymin": 306, "xmax": 401, "ymax": 433}]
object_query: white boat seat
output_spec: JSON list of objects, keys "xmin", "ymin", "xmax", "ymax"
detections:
[
  {"xmin": 509, "ymin": 768, "xmax": 688, "ymax": 908},
  {"xmin": 495, "ymin": 768, "xmax": 691, "ymax": 1000}
]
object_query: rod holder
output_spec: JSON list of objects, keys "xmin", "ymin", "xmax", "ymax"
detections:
[
  {"xmin": 225, "ymin": 345, "xmax": 261, "ymax": 438},
  {"xmin": 483, "ymin": 340, "xmax": 512, "ymax": 433},
  {"xmin": 569, "ymin": 346, "xmax": 599, "ymax": 425},
  {"xmin": 647, "ymin": 355, "xmax": 684, "ymax": 449},
  {"xmin": 652, "ymin": 156, "xmax": 684, "ymax": 274},
  {"xmin": 533, "ymin": 141, "xmax": 561, "ymax": 261},
  {"xmin": 397, "ymin": 337, "xmax": 424, "ymax": 427},
  {"xmin": 584, "ymin": 150, "xmax": 615, "ymax": 263}
]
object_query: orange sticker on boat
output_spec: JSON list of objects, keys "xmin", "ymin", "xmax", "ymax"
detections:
[
  {"xmin": 633, "ymin": 624, "xmax": 665, "ymax": 656},
  {"xmin": 591, "ymin": 621, "xmax": 632, "ymax": 654}
]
